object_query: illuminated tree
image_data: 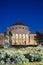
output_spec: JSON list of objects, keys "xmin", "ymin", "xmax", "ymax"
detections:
[{"xmin": 4, "ymin": 28, "xmax": 12, "ymax": 48}]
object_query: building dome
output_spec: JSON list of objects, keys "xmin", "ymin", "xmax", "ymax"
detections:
[
  {"xmin": 10, "ymin": 21, "xmax": 27, "ymax": 27},
  {"xmin": 0, "ymin": 20, "xmax": 38, "ymax": 47},
  {"xmin": 8, "ymin": 21, "xmax": 30, "ymax": 45},
  {"xmin": 14, "ymin": 21, "xmax": 24, "ymax": 25},
  {"xmin": 9, "ymin": 21, "xmax": 29, "ymax": 34}
]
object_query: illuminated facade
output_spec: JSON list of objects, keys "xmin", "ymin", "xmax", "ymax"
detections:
[{"xmin": 0, "ymin": 21, "xmax": 37, "ymax": 47}]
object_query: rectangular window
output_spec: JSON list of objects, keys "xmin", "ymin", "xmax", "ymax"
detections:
[{"xmin": 16, "ymin": 34, "xmax": 18, "ymax": 44}]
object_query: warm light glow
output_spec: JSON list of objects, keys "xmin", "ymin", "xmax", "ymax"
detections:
[
  {"xmin": 23, "ymin": 34, "xmax": 25, "ymax": 38},
  {"xmin": 13, "ymin": 34, "xmax": 15, "ymax": 39},
  {"xmin": 16, "ymin": 34, "xmax": 18, "ymax": 38},
  {"xmin": 12, "ymin": 34, "xmax": 15, "ymax": 45},
  {"xmin": 12, "ymin": 33, "xmax": 29, "ymax": 45},
  {"xmin": 22, "ymin": 34, "xmax": 26, "ymax": 44},
  {"xmin": 26, "ymin": 34, "xmax": 29, "ymax": 44},
  {"xmin": 16, "ymin": 34, "xmax": 18, "ymax": 44},
  {"xmin": 26, "ymin": 34, "xmax": 28, "ymax": 38},
  {"xmin": 19, "ymin": 34, "xmax": 22, "ymax": 38},
  {"xmin": 19, "ymin": 34, "xmax": 22, "ymax": 44}
]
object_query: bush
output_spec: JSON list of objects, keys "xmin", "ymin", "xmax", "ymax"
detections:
[
  {"xmin": 13, "ymin": 53, "xmax": 29, "ymax": 64},
  {"xmin": 41, "ymin": 54, "xmax": 43, "ymax": 62},
  {"xmin": 24, "ymin": 51, "xmax": 41, "ymax": 62},
  {"xmin": 0, "ymin": 52, "xmax": 29, "ymax": 64}
]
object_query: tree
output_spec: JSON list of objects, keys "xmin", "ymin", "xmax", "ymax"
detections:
[
  {"xmin": 4, "ymin": 28, "xmax": 12, "ymax": 48},
  {"xmin": 35, "ymin": 32, "xmax": 43, "ymax": 45},
  {"xmin": 9, "ymin": 30, "xmax": 12, "ymax": 46}
]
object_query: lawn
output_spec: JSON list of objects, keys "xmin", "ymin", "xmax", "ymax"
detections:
[{"xmin": 0, "ymin": 62, "xmax": 43, "ymax": 65}]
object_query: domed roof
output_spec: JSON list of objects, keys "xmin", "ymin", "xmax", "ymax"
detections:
[
  {"xmin": 14, "ymin": 21, "xmax": 24, "ymax": 25},
  {"xmin": 10, "ymin": 20, "xmax": 28, "ymax": 27}
]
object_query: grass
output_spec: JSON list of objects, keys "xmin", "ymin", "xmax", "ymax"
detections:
[
  {"xmin": 28, "ymin": 62, "xmax": 43, "ymax": 65},
  {"xmin": 0, "ymin": 62, "xmax": 43, "ymax": 65}
]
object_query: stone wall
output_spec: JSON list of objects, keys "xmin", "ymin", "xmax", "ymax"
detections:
[
  {"xmin": 29, "ymin": 34, "xmax": 37, "ymax": 45},
  {"xmin": 0, "ymin": 33, "xmax": 4, "ymax": 46}
]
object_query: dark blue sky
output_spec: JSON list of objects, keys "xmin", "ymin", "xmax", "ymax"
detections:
[{"xmin": 0, "ymin": 0, "xmax": 43, "ymax": 33}]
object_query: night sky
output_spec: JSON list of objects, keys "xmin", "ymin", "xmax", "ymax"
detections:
[{"xmin": 0, "ymin": 0, "xmax": 43, "ymax": 33}]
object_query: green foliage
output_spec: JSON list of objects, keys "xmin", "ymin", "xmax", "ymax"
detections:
[
  {"xmin": 35, "ymin": 32, "xmax": 43, "ymax": 45},
  {"xmin": 0, "ymin": 46, "xmax": 43, "ymax": 65},
  {"xmin": 4, "ymin": 28, "xmax": 12, "ymax": 49},
  {"xmin": 24, "ymin": 51, "xmax": 41, "ymax": 62},
  {"xmin": 0, "ymin": 52, "xmax": 29, "ymax": 64},
  {"xmin": 13, "ymin": 53, "xmax": 29, "ymax": 64}
]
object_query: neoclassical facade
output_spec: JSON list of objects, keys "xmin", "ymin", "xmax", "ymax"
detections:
[{"xmin": 0, "ymin": 21, "xmax": 37, "ymax": 47}]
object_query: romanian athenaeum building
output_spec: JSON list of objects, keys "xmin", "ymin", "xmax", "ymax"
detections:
[{"xmin": 0, "ymin": 21, "xmax": 37, "ymax": 47}]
